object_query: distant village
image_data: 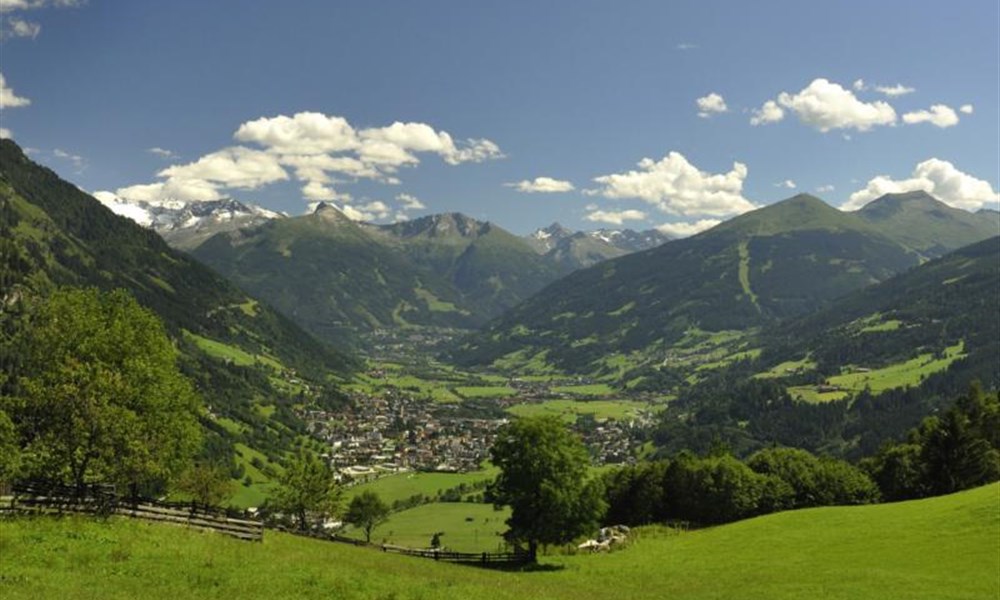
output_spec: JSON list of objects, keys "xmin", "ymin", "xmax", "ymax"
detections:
[{"xmin": 299, "ymin": 373, "xmax": 655, "ymax": 482}]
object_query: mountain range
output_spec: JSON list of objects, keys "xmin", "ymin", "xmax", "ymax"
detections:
[{"xmin": 456, "ymin": 192, "xmax": 999, "ymax": 372}]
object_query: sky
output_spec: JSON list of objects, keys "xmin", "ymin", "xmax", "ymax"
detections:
[{"xmin": 1, "ymin": 0, "xmax": 998, "ymax": 236}]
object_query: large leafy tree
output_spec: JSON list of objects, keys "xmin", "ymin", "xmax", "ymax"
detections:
[
  {"xmin": 488, "ymin": 415, "xmax": 605, "ymax": 561},
  {"xmin": 4, "ymin": 288, "xmax": 202, "ymax": 495},
  {"xmin": 344, "ymin": 490, "xmax": 390, "ymax": 543},
  {"xmin": 272, "ymin": 451, "xmax": 341, "ymax": 530}
]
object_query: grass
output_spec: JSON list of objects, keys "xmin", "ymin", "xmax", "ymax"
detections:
[
  {"xmin": 826, "ymin": 341, "xmax": 965, "ymax": 393},
  {"xmin": 340, "ymin": 502, "xmax": 511, "ymax": 552},
  {"xmin": 183, "ymin": 331, "xmax": 284, "ymax": 371},
  {"xmin": 454, "ymin": 385, "xmax": 517, "ymax": 399},
  {"xmin": 1, "ymin": 483, "xmax": 995, "ymax": 599},
  {"xmin": 506, "ymin": 399, "xmax": 654, "ymax": 423},
  {"xmin": 344, "ymin": 466, "xmax": 500, "ymax": 505},
  {"xmin": 550, "ymin": 383, "xmax": 615, "ymax": 396}
]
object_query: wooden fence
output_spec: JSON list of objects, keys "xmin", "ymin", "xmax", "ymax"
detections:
[
  {"xmin": 380, "ymin": 543, "xmax": 531, "ymax": 566},
  {"xmin": 4, "ymin": 481, "xmax": 263, "ymax": 542}
]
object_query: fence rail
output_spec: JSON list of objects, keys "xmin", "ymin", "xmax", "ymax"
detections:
[
  {"xmin": 380, "ymin": 543, "xmax": 531, "ymax": 566},
  {"xmin": 5, "ymin": 481, "xmax": 263, "ymax": 542}
]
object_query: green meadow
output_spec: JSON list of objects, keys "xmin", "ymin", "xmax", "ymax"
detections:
[
  {"xmin": 339, "ymin": 502, "xmax": 511, "ymax": 552},
  {"xmin": 1, "ymin": 484, "xmax": 995, "ymax": 599},
  {"xmin": 506, "ymin": 399, "xmax": 654, "ymax": 423},
  {"xmin": 344, "ymin": 466, "xmax": 500, "ymax": 505}
]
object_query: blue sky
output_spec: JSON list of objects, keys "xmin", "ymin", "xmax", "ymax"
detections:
[{"xmin": 1, "ymin": 0, "xmax": 997, "ymax": 235}]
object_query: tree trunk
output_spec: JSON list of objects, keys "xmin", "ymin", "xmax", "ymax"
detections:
[{"xmin": 528, "ymin": 540, "xmax": 538, "ymax": 563}]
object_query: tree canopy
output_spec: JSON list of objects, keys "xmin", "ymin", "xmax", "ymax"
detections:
[
  {"xmin": 344, "ymin": 490, "xmax": 390, "ymax": 543},
  {"xmin": 272, "ymin": 450, "xmax": 341, "ymax": 531},
  {"xmin": 488, "ymin": 415, "xmax": 605, "ymax": 560},
  {"xmin": 3, "ymin": 288, "xmax": 202, "ymax": 494}
]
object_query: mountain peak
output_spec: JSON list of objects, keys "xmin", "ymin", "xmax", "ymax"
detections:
[
  {"xmin": 860, "ymin": 191, "xmax": 944, "ymax": 219},
  {"xmin": 713, "ymin": 193, "xmax": 851, "ymax": 237}
]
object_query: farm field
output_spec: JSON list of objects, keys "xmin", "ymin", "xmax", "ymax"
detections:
[
  {"xmin": 339, "ymin": 502, "xmax": 511, "ymax": 552},
  {"xmin": 506, "ymin": 399, "xmax": 654, "ymax": 423},
  {"xmin": 344, "ymin": 466, "xmax": 500, "ymax": 505},
  {"xmin": 2, "ymin": 483, "xmax": 994, "ymax": 600}
]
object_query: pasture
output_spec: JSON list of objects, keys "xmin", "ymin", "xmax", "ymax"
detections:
[
  {"xmin": 506, "ymin": 399, "xmax": 654, "ymax": 423},
  {"xmin": 1, "ymin": 483, "xmax": 995, "ymax": 599},
  {"xmin": 339, "ymin": 502, "xmax": 511, "ymax": 552}
]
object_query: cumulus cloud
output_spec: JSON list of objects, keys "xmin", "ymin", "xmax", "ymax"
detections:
[
  {"xmin": 396, "ymin": 193, "xmax": 426, "ymax": 210},
  {"xmin": 584, "ymin": 209, "xmax": 647, "ymax": 226},
  {"xmin": 655, "ymin": 218, "xmax": 720, "ymax": 238},
  {"xmin": 843, "ymin": 158, "xmax": 1000, "ymax": 211},
  {"xmin": 696, "ymin": 93, "xmax": 727, "ymax": 118},
  {"xmin": 0, "ymin": 127, "xmax": 10, "ymax": 139},
  {"xmin": 118, "ymin": 111, "xmax": 500, "ymax": 204},
  {"xmin": 959, "ymin": 104, "xmax": 974, "ymax": 114},
  {"xmin": 852, "ymin": 79, "xmax": 866, "ymax": 91},
  {"xmin": 902, "ymin": 104, "xmax": 960, "ymax": 128},
  {"xmin": 235, "ymin": 112, "xmax": 358, "ymax": 155},
  {"xmin": 159, "ymin": 146, "xmax": 288, "ymax": 189},
  {"xmin": 774, "ymin": 180, "xmax": 797, "ymax": 189},
  {"xmin": 506, "ymin": 176, "xmax": 575, "ymax": 193},
  {"xmin": 874, "ymin": 83, "xmax": 915, "ymax": 97},
  {"xmin": 0, "ymin": 72, "xmax": 30, "ymax": 108},
  {"xmin": 750, "ymin": 100, "xmax": 784, "ymax": 126},
  {"xmin": 762, "ymin": 78, "xmax": 897, "ymax": 132},
  {"xmin": 587, "ymin": 151, "xmax": 755, "ymax": 217},
  {"xmin": 816, "ymin": 184, "xmax": 835, "ymax": 193}
]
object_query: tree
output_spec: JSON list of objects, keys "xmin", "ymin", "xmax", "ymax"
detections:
[
  {"xmin": 272, "ymin": 451, "xmax": 340, "ymax": 531},
  {"xmin": 345, "ymin": 490, "xmax": 390, "ymax": 543},
  {"xmin": 178, "ymin": 463, "xmax": 233, "ymax": 507},
  {"xmin": 0, "ymin": 409, "xmax": 20, "ymax": 487},
  {"xmin": 488, "ymin": 416, "xmax": 605, "ymax": 561},
  {"xmin": 4, "ymin": 288, "xmax": 201, "ymax": 495}
]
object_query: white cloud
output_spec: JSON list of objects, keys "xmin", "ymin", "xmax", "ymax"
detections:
[
  {"xmin": 506, "ymin": 176, "xmax": 575, "ymax": 193},
  {"xmin": 852, "ymin": 79, "xmax": 866, "ymax": 91},
  {"xmin": 396, "ymin": 193, "xmax": 426, "ymax": 210},
  {"xmin": 874, "ymin": 83, "xmax": 915, "ymax": 97},
  {"xmin": 158, "ymin": 146, "xmax": 288, "ymax": 189},
  {"xmin": 0, "ymin": 72, "xmax": 30, "ymax": 108},
  {"xmin": 902, "ymin": 104, "xmax": 959, "ymax": 128},
  {"xmin": 587, "ymin": 151, "xmax": 755, "ymax": 217},
  {"xmin": 959, "ymin": 104, "xmax": 974, "ymax": 115},
  {"xmin": 235, "ymin": 112, "xmax": 359, "ymax": 155},
  {"xmin": 763, "ymin": 78, "xmax": 897, "ymax": 132},
  {"xmin": 676, "ymin": 42, "xmax": 698, "ymax": 50},
  {"xmin": 774, "ymin": 179, "xmax": 797, "ymax": 189},
  {"xmin": 844, "ymin": 158, "xmax": 1000, "ymax": 211},
  {"xmin": 120, "ymin": 111, "xmax": 500, "ymax": 205},
  {"xmin": 53, "ymin": 148, "xmax": 85, "ymax": 170},
  {"xmin": 584, "ymin": 209, "xmax": 647, "ymax": 226},
  {"xmin": 0, "ymin": 0, "xmax": 85, "ymax": 12},
  {"xmin": 147, "ymin": 147, "xmax": 177, "ymax": 159},
  {"xmin": 0, "ymin": 127, "xmax": 10, "ymax": 139},
  {"xmin": 816, "ymin": 184, "xmax": 835, "ymax": 193},
  {"xmin": 750, "ymin": 100, "xmax": 784, "ymax": 126},
  {"xmin": 3, "ymin": 16, "xmax": 39, "ymax": 38},
  {"xmin": 359, "ymin": 121, "xmax": 504, "ymax": 166},
  {"xmin": 655, "ymin": 218, "xmax": 720, "ymax": 238},
  {"xmin": 696, "ymin": 92, "xmax": 727, "ymax": 118}
]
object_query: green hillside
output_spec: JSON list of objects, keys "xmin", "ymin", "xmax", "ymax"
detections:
[
  {"xmin": 1, "ymin": 483, "xmax": 996, "ymax": 599},
  {"xmin": 372, "ymin": 213, "xmax": 566, "ymax": 322},
  {"xmin": 193, "ymin": 204, "xmax": 477, "ymax": 346},
  {"xmin": 857, "ymin": 191, "xmax": 1000, "ymax": 256},
  {"xmin": 0, "ymin": 139, "xmax": 356, "ymax": 494},
  {"xmin": 457, "ymin": 194, "xmax": 920, "ymax": 373},
  {"xmin": 763, "ymin": 235, "xmax": 1000, "ymax": 391},
  {"xmin": 194, "ymin": 209, "xmax": 566, "ymax": 348}
]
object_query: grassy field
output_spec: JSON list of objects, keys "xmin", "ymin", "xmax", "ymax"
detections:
[
  {"xmin": 550, "ymin": 383, "xmax": 615, "ymax": 396},
  {"xmin": 506, "ymin": 399, "xmax": 653, "ymax": 423},
  {"xmin": 339, "ymin": 502, "xmax": 511, "ymax": 552},
  {"xmin": 454, "ymin": 385, "xmax": 517, "ymax": 399},
  {"xmin": 1, "ymin": 483, "xmax": 995, "ymax": 599},
  {"xmin": 344, "ymin": 466, "xmax": 500, "ymax": 505}
]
